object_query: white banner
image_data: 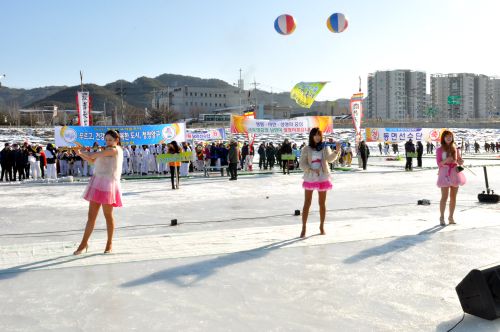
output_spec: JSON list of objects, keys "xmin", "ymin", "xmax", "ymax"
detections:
[
  {"xmin": 186, "ymin": 128, "xmax": 226, "ymax": 141},
  {"xmin": 231, "ymin": 115, "xmax": 333, "ymax": 134},
  {"xmin": 365, "ymin": 128, "xmax": 444, "ymax": 143},
  {"xmin": 77, "ymin": 91, "xmax": 90, "ymax": 126}
]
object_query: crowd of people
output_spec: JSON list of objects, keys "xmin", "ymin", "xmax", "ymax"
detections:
[
  {"xmin": 0, "ymin": 128, "xmax": 491, "ymax": 248},
  {"xmin": 0, "ymin": 142, "xmax": 56, "ymax": 181},
  {"xmin": 1, "ymin": 136, "xmax": 499, "ymax": 183}
]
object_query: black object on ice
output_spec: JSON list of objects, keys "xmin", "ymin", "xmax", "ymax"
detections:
[
  {"xmin": 417, "ymin": 199, "xmax": 431, "ymax": 205},
  {"xmin": 294, "ymin": 210, "xmax": 301, "ymax": 216},
  {"xmin": 171, "ymin": 219, "xmax": 178, "ymax": 226},
  {"xmin": 456, "ymin": 265, "xmax": 500, "ymax": 320},
  {"xmin": 478, "ymin": 166, "xmax": 499, "ymax": 204}
]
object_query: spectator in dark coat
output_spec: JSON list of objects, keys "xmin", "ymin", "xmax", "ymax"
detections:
[
  {"xmin": 258, "ymin": 143, "xmax": 266, "ymax": 170},
  {"xmin": 416, "ymin": 141, "xmax": 424, "ymax": 167},
  {"xmin": 12, "ymin": 144, "xmax": 26, "ymax": 181},
  {"xmin": 0, "ymin": 143, "xmax": 13, "ymax": 181},
  {"xmin": 266, "ymin": 143, "xmax": 276, "ymax": 169},
  {"xmin": 280, "ymin": 139, "xmax": 293, "ymax": 174},
  {"xmin": 241, "ymin": 142, "xmax": 249, "ymax": 169},
  {"xmin": 404, "ymin": 139, "xmax": 416, "ymax": 171},
  {"xmin": 210, "ymin": 142, "xmax": 217, "ymax": 167},
  {"xmin": 358, "ymin": 141, "xmax": 370, "ymax": 170},
  {"xmin": 228, "ymin": 140, "xmax": 239, "ymax": 180}
]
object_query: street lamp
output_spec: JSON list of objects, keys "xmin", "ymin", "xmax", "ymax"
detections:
[{"xmin": 0, "ymin": 74, "xmax": 6, "ymax": 87}]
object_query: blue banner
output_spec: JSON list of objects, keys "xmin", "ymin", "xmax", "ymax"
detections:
[{"xmin": 55, "ymin": 123, "xmax": 186, "ymax": 147}]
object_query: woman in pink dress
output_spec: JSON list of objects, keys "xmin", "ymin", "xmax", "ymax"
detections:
[
  {"xmin": 299, "ymin": 128, "xmax": 341, "ymax": 238},
  {"xmin": 73, "ymin": 130, "xmax": 123, "ymax": 254},
  {"xmin": 436, "ymin": 130, "xmax": 466, "ymax": 226}
]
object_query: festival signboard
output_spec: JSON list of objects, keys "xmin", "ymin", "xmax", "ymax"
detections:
[
  {"xmin": 186, "ymin": 128, "xmax": 226, "ymax": 141},
  {"xmin": 55, "ymin": 123, "xmax": 186, "ymax": 147},
  {"xmin": 230, "ymin": 115, "xmax": 333, "ymax": 134},
  {"xmin": 365, "ymin": 128, "xmax": 445, "ymax": 143}
]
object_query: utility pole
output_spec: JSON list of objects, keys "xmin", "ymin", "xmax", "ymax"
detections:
[
  {"xmin": 120, "ymin": 81, "xmax": 124, "ymax": 124},
  {"xmin": 153, "ymin": 89, "xmax": 156, "ymax": 109},
  {"xmin": 80, "ymin": 71, "xmax": 84, "ymax": 92},
  {"xmin": 251, "ymin": 78, "xmax": 260, "ymax": 109},
  {"xmin": 270, "ymin": 87, "xmax": 273, "ymax": 117},
  {"xmin": 239, "ymin": 68, "xmax": 242, "ymax": 110},
  {"xmin": 115, "ymin": 82, "xmax": 126, "ymax": 124},
  {"xmin": 103, "ymin": 100, "xmax": 107, "ymax": 125},
  {"xmin": 167, "ymin": 87, "xmax": 170, "ymax": 123}
]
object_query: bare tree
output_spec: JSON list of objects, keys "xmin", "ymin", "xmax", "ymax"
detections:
[
  {"xmin": 126, "ymin": 106, "xmax": 148, "ymax": 125},
  {"xmin": 146, "ymin": 105, "xmax": 180, "ymax": 124},
  {"xmin": 188, "ymin": 107, "xmax": 203, "ymax": 121}
]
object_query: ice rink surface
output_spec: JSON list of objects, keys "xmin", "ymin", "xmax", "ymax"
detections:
[{"xmin": 1, "ymin": 156, "xmax": 500, "ymax": 331}]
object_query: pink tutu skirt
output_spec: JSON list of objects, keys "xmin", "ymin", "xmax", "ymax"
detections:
[
  {"xmin": 83, "ymin": 175, "xmax": 123, "ymax": 207},
  {"xmin": 303, "ymin": 180, "xmax": 333, "ymax": 191},
  {"xmin": 437, "ymin": 166, "xmax": 466, "ymax": 188}
]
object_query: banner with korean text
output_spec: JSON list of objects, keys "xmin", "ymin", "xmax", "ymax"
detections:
[
  {"xmin": 230, "ymin": 115, "xmax": 333, "ymax": 134},
  {"xmin": 365, "ymin": 128, "xmax": 445, "ymax": 143},
  {"xmin": 350, "ymin": 92, "xmax": 363, "ymax": 142},
  {"xmin": 55, "ymin": 123, "xmax": 186, "ymax": 147},
  {"xmin": 186, "ymin": 128, "xmax": 226, "ymax": 141},
  {"xmin": 76, "ymin": 91, "xmax": 91, "ymax": 126}
]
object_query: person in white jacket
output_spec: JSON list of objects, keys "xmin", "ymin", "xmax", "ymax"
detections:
[
  {"xmin": 155, "ymin": 144, "xmax": 163, "ymax": 174},
  {"xmin": 148, "ymin": 144, "xmax": 156, "ymax": 174},
  {"xmin": 298, "ymin": 128, "xmax": 340, "ymax": 238},
  {"xmin": 44, "ymin": 144, "xmax": 58, "ymax": 180},
  {"xmin": 122, "ymin": 145, "xmax": 130, "ymax": 175},
  {"xmin": 140, "ymin": 145, "xmax": 149, "ymax": 175},
  {"xmin": 131, "ymin": 145, "xmax": 140, "ymax": 174},
  {"xmin": 28, "ymin": 146, "xmax": 41, "ymax": 180}
]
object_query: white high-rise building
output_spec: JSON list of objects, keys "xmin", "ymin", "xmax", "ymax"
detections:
[
  {"xmin": 367, "ymin": 70, "xmax": 426, "ymax": 120},
  {"xmin": 430, "ymin": 73, "xmax": 494, "ymax": 119},
  {"xmin": 492, "ymin": 78, "xmax": 500, "ymax": 117}
]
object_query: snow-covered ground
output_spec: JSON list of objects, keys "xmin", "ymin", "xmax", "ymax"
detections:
[{"xmin": 1, "ymin": 156, "xmax": 500, "ymax": 331}]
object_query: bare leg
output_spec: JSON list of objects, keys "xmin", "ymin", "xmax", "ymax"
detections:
[
  {"xmin": 318, "ymin": 191, "xmax": 327, "ymax": 235},
  {"xmin": 439, "ymin": 187, "xmax": 449, "ymax": 224},
  {"xmin": 448, "ymin": 186, "xmax": 459, "ymax": 224},
  {"xmin": 75, "ymin": 201, "xmax": 101, "ymax": 254},
  {"xmin": 102, "ymin": 204, "xmax": 115, "ymax": 253},
  {"xmin": 301, "ymin": 190, "xmax": 313, "ymax": 238}
]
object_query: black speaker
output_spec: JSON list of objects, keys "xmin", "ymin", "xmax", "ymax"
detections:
[
  {"xmin": 456, "ymin": 266, "xmax": 500, "ymax": 320},
  {"xmin": 170, "ymin": 219, "xmax": 178, "ymax": 226},
  {"xmin": 294, "ymin": 210, "xmax": 300, "ymax": 216},
  {"xmin": 478, "ymin": 192, "xmax": 499, "ymax": 204}
]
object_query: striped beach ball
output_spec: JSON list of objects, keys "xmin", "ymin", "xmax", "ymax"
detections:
[
  {"xmin": 326, "ymin": 13, "xmax": 348, "ymax": 33},
  {"xmin": 274, "ymin": 14, "xmax": 296, "ymax": 35}
]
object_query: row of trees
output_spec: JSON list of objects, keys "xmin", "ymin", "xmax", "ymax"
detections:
[{"xmin": 0, "ymin": 102, "xmax": 207, "ymax": 126}]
